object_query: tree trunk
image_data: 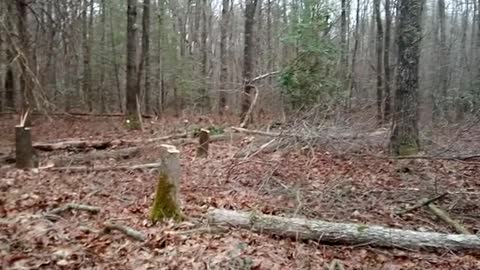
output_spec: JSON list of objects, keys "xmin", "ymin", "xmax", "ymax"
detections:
[
  {"xmin": 207, "ymin": 209, "xmax": 480, "ymax": 251},
  {"xmin": 389, "ymin": 0, "xmax": 423, "ymax": 156},
  {"xmin": 16, "ymin": 0, "xmax": 34, "ymax": 126},
  {"xmin": 126, "ymin": 0, "xmax": 139, "ymax": 128},
  {"xmin": 196, "ymin": 128, "xmax": 210, "ymax": 158},
  {"xmin": 200, "ymin": 0, "xmax": 209, "ymax": 110},
  {"xmin": 99, "ymin": 0, "xmax": 107, "ymax": 113},
  {"xmin": 142, "ymin": 0, "xmax": 151, "ymax": 115},
  {"xmin": 383, "ymin": 0, "xmax": 392, "ymax": 122},
  {"xmin": 82, "ymin": 0, "xmax": 93, "ymax": 112},
  {"xmin": 218, "ymin": 0, "xmax": 229, "ymax": 115},
  {"xmin": 437, "ymin": 0, "xmax": 449, "ymax": 118},
  {"xmin": 374, "ymin": 0, "xmax": 384, "ymax": 125},
  {"xmin": 241, "ymin": 0, "xmax": 259, "ymax": 126}
]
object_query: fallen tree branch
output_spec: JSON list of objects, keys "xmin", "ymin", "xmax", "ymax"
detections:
[
  {"xmin": 44, "ymin": 162, "xmax": 162, "ymax": 172},
  {"xmin": 427, "ymin": 203, "xmax": 471, "ymax": 235},
  {"xmin": 104, "ymin": 222, "xmax": 146, "ymax": 242},
  {"xmin": 396, "ymin": 192, "xmax": 449, "ymax": 215},
  {"xmin": 232, "ymin": 127, "xmax": 284, "ymax": 137},
  {"xmin": 207, "ymin": 209, "xmax": 480, "ymax": 251},
  {"xmin": 240, "ymin": 85, "xmax": 259, "ymax": 128},
  {"xmin": 34, "ymin": 140, "xmax": 112, "ymax": 151},
  {"xmin": 47, "ymin": 203, "xmax": 101, "ymax": 215}
]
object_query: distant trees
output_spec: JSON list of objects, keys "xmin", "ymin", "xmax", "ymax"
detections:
[{"xmin": 389, "ymin": 0, "xmax": 423, "ymax": 155}]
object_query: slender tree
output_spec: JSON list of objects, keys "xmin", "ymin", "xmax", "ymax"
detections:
[
  {"xmin": 126, "ymin": 0, "xmax": 139, "ymax": 127},
  {"xmin": 374, "ymin": 0, "xmax": 384, "ymax": 124},
  {"xmin": 389, "ymin": 0, "xmax": 424, "ymax": 155},
  {"xmin": 142, "ymin": 0, "xmax": 151, "ymax": 115},
  {"xmin": 383, "ymin": 0, "xmax": 392, "ymax": 122},
  {"xmin": 219, "ymin": 0, "xmax": 229, "ymax": 115}
]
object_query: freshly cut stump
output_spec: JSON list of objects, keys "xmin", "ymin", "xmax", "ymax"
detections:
[
  {"xmin": 15, "ymin": 125, "xmax": 35, "ymax": 169},
  {"xmin": 196, "ymin": 128, "xmax": 210, "ymax": 158},
  {"xmin": 150, "ymin": 144, "xmax": 184, "ymax": 222}
]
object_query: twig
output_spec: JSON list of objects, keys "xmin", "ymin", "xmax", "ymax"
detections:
[
  {"xmin": 248, "ymin": 71, "xmax": 280, "ymax": 84},
  {"xmin": 47, "ymin": 203, "xmax": 101, "ymax": 215},
  {"xmin": 396, "ymin": 192, "xmax": 449, "ymax": 215},
  {"xmin": 104, "ymin": 222, "xmax": 146, "ymax": 242},
  {"xmin": 427, "ymin": 203, "xmax": 471, "ymax": 235}
]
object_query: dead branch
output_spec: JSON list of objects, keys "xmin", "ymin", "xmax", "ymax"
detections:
[
  {"xmin": 47, "ymin": 203, "xmax": 101, "ymax": 215},
  {"xmin": 104, "ymin": 222, "xmax": 146, "ymax": 242},
  {"xmin": 396, "ymin": 192, "xmax": 449, "ymax": 215},
  {"xmin": 208, "ymin": 208, "xmax": 480, "ymax": 251},
  {"xmin": 232, "ymin": 127, "xmax": 284, "ymax": 137},
  {"xmin": 44, "ymin": 162, "xmax": 162, "ymax": 173},
  {"xmin": 248, "ymin": 71, "xmax": 280, "ymax": 84},
  {"xmin": 240, "ymin": 85, "xmax": 259, "ymax": 128},
  {"xmin": 34, "ymin": 140, "xmax": 112, "ymax": 151},
  {"xmin": 427, "ymin": 203, "xmax": 471, "ymax": 235}
]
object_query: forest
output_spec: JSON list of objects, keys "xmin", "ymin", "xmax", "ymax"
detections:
[{"xmin": 0, "ymin": 0, "xmax": 480, "ymax": 269}]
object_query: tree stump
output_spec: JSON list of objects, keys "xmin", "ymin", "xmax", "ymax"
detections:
[
  {"xmin": 15, "ymin": 125, "xmax": 36, "ymax": 169},
  {"xmin": 196, "ymin": 128, "xmax": 210, "ymax": 158},
  {"xmin": 150, "ymin": 144, "xmax": 184, "ymax": 222}
]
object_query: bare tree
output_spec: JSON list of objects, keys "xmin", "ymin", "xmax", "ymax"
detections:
[
  {"xmin": 241, "ymin": 0, "xmax": 259, "ymax": 125},
  {"xmin": 374, "ymin": 0, "xmax": 384, "ymax": 124},
  {"xmin": 389, "ymin": 0, "xmax": 424, "ymax": 155},
  {"xmin": 383, "ymin": 0, "xmax": 392, "ymax": 122}
]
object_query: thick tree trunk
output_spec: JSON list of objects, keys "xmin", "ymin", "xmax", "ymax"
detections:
[
  {"xmin": 241, "ymin": 0, "xmax": 259, "ymax": 126},
  {"xmin": 126, "ymin": 0, "xmax": 139, "ymax": 128},
  {"xmin": 207, "ymin": 209, "xmax": 480, "ymax": 251},
  {"xmin": 389, "ymin": 0, "xmax": 423, "ymax": 156},
  {"xmin": 82, "ymin": 0, "xmax": 93, "ymax": 112}
]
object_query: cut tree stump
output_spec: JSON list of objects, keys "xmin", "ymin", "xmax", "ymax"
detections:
[
  {"xmin": 196, "ymin": 129, "xmax": 210, "ymax": 158},
  {"xmin": 150, "ymin": 144, "xmax": 184, "ymax": 222},
  {"xmin": 15, "ymin": 125, "xmax": 36, "ymax": 169},
  {"xmin": 207, "ymin": 209, "xmax": 480, "ymax": 251}
]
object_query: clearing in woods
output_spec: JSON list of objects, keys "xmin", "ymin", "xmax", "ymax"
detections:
[{"xmin": 1, "ymin": 115, "xmax": 479, "ymax": 269}]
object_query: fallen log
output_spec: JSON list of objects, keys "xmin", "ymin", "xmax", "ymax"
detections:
[
  {"xmin": 47, "ymin": 203, "xmax": 101, "ymax": 215},
  {"xmin": 44, "ymin": 162, "xmax": 162, "ymax": 172},
  {"xmin": 51, "ymin": 147, "xmax": 139, "ymax": 166},
  {"xmin": 207, "ymin": 209, "xmax": 480, "ymax": 251},
  {"xmin": 34, "ymin": 140, "xmax": 112, "ymax": 151}
]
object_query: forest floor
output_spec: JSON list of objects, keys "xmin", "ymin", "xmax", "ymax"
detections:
[{"xmin": 1, "ymin": 114, "xmax": 480, "ymax": 269}]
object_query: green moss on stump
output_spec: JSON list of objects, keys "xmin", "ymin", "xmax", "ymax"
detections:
[{"xmin": 150, "ymin": 172, "xmax": 184, "ymax": 223}]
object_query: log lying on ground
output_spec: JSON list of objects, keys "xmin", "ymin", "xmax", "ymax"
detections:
[
  {"xmin": 104, "ymin": 222, "xmax": 146, "ymax": 242},
  {"xmin": 207, "ymin": 209, "xmax": 480, "ymax": 251},
  {"xmin": 44, "ymin": 162, "xmax": 162, "ymax": 172},
  {"xmin": 34, "ymin": 140, "xmax": 113, "ymax": 151},
  {"xmin": 51, "ymin": 147, "xmax": 139, "ymax": 166}
]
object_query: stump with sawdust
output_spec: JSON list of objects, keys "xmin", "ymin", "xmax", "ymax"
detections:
[{"xmin": 150, "ymin": 144, "xmax": 184, "ymax": 222}]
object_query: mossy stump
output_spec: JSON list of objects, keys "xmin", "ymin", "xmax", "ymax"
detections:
[
  {"xmin": 15, "ymin": 125, "xmax": 35, "ymax": 169},
  {"xmin": 196, "ymin": 128, "xmax": 210, "ymax": 158},
  {"xmin": 150, "ymin": 144, "xmax": 184, "ymax": 223}
]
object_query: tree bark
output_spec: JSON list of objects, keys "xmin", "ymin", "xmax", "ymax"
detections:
[
  {"xmin": 389, "ymin": 0, "xmax": 423, "ymax": 156},
  {"xmin": 142, "ymin": 0, "xmax": 151, "ymax": 115},
  {"xmin": 374, "ymin": 0, "xmax": 384, "ymax": 125},
  {"xmin": 126, "ymin": 0, "xmax": 139, "ymax": 127},
  {"xmin": 82, "ymin": 0, "xmax": 93, "ymax": 112},
  {"xmin": 207, "ymin": 209, "xmax": 480, "ymax": 251},
  {"xmin": 241, "ymin": 0, "xmax": 259, "ymax": 126},
  {"xmin": 383, "ymin": 0, "xmax": 392, "ymax": 122},
  {"xmin": 218, "ymin": 0, "xmax": 229, "ymax": 115},
  {"xmin": 196, "ymin": 128, "xmax": 210, "ymax": 158}
]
